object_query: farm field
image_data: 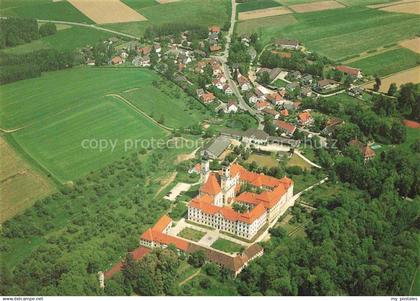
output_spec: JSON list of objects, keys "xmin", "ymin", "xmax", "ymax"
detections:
[
  {"xmin": 379, "ymin": 1, "xmax": 420, "ymax": 15},
  {"xmin": 0, "ymin": 67, "xmax": 179, "ymax": 182},
  {"xmin": 399, "ymin": 37, "xmax": 420, "ymax": 54},
  {"xmin": 0, "ymin": 0, "xmax": 93, "ymax": 23},
  {"xmin": 288, "ymin": 0, "xmax": 345, "ymax": 13},
  {"xmin": 362, "ymin": 66, "xmax": 420, "ymax": 92},
  {"xmin": 67, "ymin": 0, "xmax": 147, "ymax": 24},
  {"xmin": 237, "ymin": 0, "xmax": 282, "ymax": 12},
  {"xmin": 238, "ymin": 7, "xmax": 292, "ymax": 20},
  {"xmin": 104, "ymin": 0, "xmax": 230, "ymax": 36},
  {"xmin": 0, "ymin": 137, "xmax": 55, "ymax": 222},
  {"xmin": 236, "ymin": 6, "xmax": 420, "ymax": 61},
  {"xmin": 121, "ymin": 82, "xmax": 207, "ymax": 129},
  {"xmin": 350, "ymin": 48, "xmax": 420, "ymax": 77}
]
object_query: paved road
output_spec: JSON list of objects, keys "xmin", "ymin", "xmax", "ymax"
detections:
[{"xmin": 213, "ymin": 0, "xmax": 264, "ymax": 128}]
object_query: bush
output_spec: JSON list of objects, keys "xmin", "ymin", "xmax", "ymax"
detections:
[
  {"xmin": 39, "ymin": 23, "xmax": 57, "ymax": 37},
  {"xmin": 286, "ymin": 166, "xmax": 303, "ymax": 175}
]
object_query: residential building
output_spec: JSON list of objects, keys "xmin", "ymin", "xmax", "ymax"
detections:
[
  {"xmin": 349, "ymin": 139, "xmax": 376, "ymax": 161},
  {"xmin": 225, "ymin": 101, "xmax": 239, "ymax": 113},
  {"xmin": 317, "ymin": 79, "xmax": 340, "ymax": 92},
  {"xmin": 274, "ymin": 120, "xmax": 297, "ymax": 136},
  {"xmin": 336, "ymin": 65, "xmax": 362, "ymax": 79},
  {"xmin": 275, "ymin": 39, "xmax": 300, "ymax": 50},
  {"xmin": 298, "ymin": 111, "xmax": 313, "ymax": 126}
]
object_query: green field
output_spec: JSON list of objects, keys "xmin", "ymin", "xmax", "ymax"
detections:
[
  {"xmin": 122, "ymin": 83, "xmax": 206, "ymax": 129},
  {"xmin": 104, "ymin": 0, "xmax": 230, "ymax": 37},
  {"xmin": 349, "ymin": 48, "xmax": 420, "ymax": 77},
  {"xmin": 236, "ymin": 6, "xmax": 420, "ymax": 61},
  {"xmin": 210, "ymin": 238, "xmax": 243, "ymax": 254},
  {"xmin": 237, "ymin": 0, "xmax": 281, "ymax": 12},
  {"xmin": 0, "ymin": 0, "xmax": 93, "ymax": 23},
  {"xmin": 178, "ymin": 227, "xmax": 206, "ymax": 242},
  {"xmin": 122, "ymin": 0, "xmax": 159, "ymax": 10},
  {"xmin": 246, "ymin": 153, "xmax": 278, "ymax": 168},
  {"xmin": 0, "ymin": 67, "xmax": 183, "ymax": 182}
]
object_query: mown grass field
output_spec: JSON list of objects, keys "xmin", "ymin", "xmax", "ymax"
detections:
[
  {"xmin": 349, "ymin": 48, "xmax": 420, "ymax": 77},
  {"xmin": 104, "ymin": 0, "xmax": 230, "ymax": 37},
  {"xmin": 0, "ymin": 0, "xmax": 93, "ymax": 23},
  {"xmin": 236, "ymin": 6, "xmax": 420, "ymax": 61},
  {"xmin": 237, "ymin": 0, "xmax": 281, "ymax": 12},
  {"xmin": 1, "ymin": 67, "xmax": 204, "ymax": 182},
  {"xmin": 246, "ymin": 153, "xmax": 278, "ymax": 168}
]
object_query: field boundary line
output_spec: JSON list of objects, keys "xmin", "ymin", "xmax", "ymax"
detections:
[{"xmin": 106, "ymin": 93, "xmax": 173, "ymax": 132}]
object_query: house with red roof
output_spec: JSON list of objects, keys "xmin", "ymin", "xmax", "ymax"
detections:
[
  {"xmin": 336, "ymin": 65, "xmax": 362, "ymax": 79},
  {"xmin": 349, "ymin": 139, "xmax": 376, "ymax": 162},
  {"xmin": 274, "ymin": 120, "xmax": 296, "ymax": 136},
  {"xmin": 298, "ymin": 111, "xmax": 313, "ymax": 126}
]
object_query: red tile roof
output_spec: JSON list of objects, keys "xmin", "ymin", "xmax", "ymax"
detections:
[
  {"xmin": 209, "ymin": 25, "xmax": 221, "ymax": 33},
  {"xmin": 336, "ymin": 65, "xmax": 360, "ymax": 77},
  {"xmin": 152, "ymin": 215, "xmax": 172, "ymax": 233},
  {"xmin": 298, "ymin": 111, "xmax": 312, "ymax": 123},
  {"xmin": 275, "ymin": 120, "xmax": 296, "ymax": 134},
  {"xmin": 403, "ymin": 119, "xmax": 420, "ymax": 129},
  {"xmin": 200, "ymin": 173, "xmax": 221, "ymax": 195},
  {"xmin": 104, "ymin": 247, "xmax": 151, "ymax": 279},
  {"xmin": 201, "ymin": 92, "xmax": 216, "ymax": 103},
  {"xmin": 280, "ymin": 109, "xmax": 289, "ymax": 116}
]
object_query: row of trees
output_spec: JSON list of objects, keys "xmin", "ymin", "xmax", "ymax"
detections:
[
  {"xmin": 0, "ymin": 18, "xmax": 57, "ymax": 49},
  {"xmin": 0, "ymin": 49, "xmax": 75, "ymax": 84}
]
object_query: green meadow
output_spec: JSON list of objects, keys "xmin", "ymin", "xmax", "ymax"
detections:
[
  {"xmin": 237, "ymin": 0, "xmax": 281, "ymax": 12},
  {"xmin": 0, "ymin": 0, "xmax": 92, "ymax": 23},
  {"xmin": 350, "ymin": 48, "xmax": 420, "ymax": 77},
  {"xmin": 0, "ymin": 67, "xmax": 207, "ymax": 182},
  {"xmin": 236, "ymin": 6, "xmax": 420, "ymax": 61}
]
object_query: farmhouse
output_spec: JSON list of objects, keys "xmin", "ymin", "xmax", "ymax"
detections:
[
  {"xmin": 317, "ymin": 79, "xmax": 340, "ymax": 92},
  {"xmin": 188, "ymin": 162, "xmax": 294, "ymax": 239},
  {"xmin": 275, "ymin": 39, "xmax": 300, "ymax": 50},
  {"xmin": 336, "ymin": 65, "xmax": 362, "ymax": 79}
]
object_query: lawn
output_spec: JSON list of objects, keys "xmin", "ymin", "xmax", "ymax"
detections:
[
  {"xmin": 210, "ymin": 238, "xmax": 243, "ymax": 254},
  {"xmin": 246, "ymin": 153, "xmax": 278, "ymax": 168},
  {"xmin": 178, "ymin": 227, "xmax": 206, "ymax": 242},
  {"xmin": 0, "ymin": 0, "xmax": 93, "ymax": 23},
  {"xmin": 287, "ymin": 153, "xmax": 312, "ymax": 170},
  {"xmin": 104, "ymin": 0, "xmax": 230, "ymax": 37},
  {"xmin": 273, "ymin": 78, "xmax": 289, "ymax": 88},
  {"xmin": 169, "ymin": 202, "xmax": 189, "ymax": 221},
  {"xmin": 0, "ymin": 67, "xmax": 171, "ymax": 182},
  {"xmin": 237, "ymin": 6, "xmax": 420, "ymax": 61},
  {"xmin": 237, "ymin": 0, "xmax": 281, "ymax": 12},
  {"xmin": 349, "ymin": 48, "xmax": 420, "ymax": 77}
]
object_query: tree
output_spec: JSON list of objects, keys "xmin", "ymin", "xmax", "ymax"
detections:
[
  {"xmin": 188, "ymin": 250, "xmax": 206, "ymax": 268},
  {"xmin": 257, "ymin": 71, "xmax": 270, "ymax": 85},
  {"xmin": 39, "ymin": 23, "xmax": 57, "ymax": 37},
  {"xmin": 373, "ymin": 76, "xmax": 381, "ymax": 92},
  {"xmin": 387, "ymin": 83, "xmax": 397, "ymax": 96}
]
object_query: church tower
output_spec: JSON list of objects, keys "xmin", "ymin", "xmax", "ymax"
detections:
[
  {"xmin": 221, "ymin": 165, "xmax": 237, "ymax": 204},
  {"xmin": 200, "ymin": 157, "xmax": 210, "ymax": 184}
]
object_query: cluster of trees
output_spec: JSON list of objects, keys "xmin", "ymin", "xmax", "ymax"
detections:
[
  {"xmin": 235, "ymin": 160, "xmax": 418, "ymax": 296},
  {"xmin": 0, "ymin": 148, "xmax": 178, "ymax": 295},
  {"xmin": 0, "ymin": 18, "xmax": 57, "ymax": 49},
  {"xmin": 144, "ymin": 23, "xmax": 208, "ymax": 41},
  {"xmin": 228, "ymin": 36, "xmax": 253, "ymax": 75},
  {"xmin": 0, "ymin": 49, "xmax": 75, "ymax": 84},
  {"xmin": 260, "ymin": 49, "xmax": 331, "ymax": 77}
]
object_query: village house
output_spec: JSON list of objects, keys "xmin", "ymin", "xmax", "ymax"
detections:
[
  {"xmin": 349, "ymin": 139, "xmax": 376, "ymax": 162},
  {"xmin": 280, "ymin": 108, "xmax": 289, "ymax": 117},
  {"xmin": 132, "ymin": 55, "xmax": 150, "ymax": 67},
  {"xmin": 336, "ymin": 65, "xmax": 363, "ymax": 79},
  {"xmin": 263, "ymin": 108, "xmax": 280, "ymax": 119},
  {"xmin": 275, "ymin": 39, "xmax": 300, "ymax": 50},
  {"xmin": 201, "ymin": 92, "xmax": 216, "ymax": 104},
  {"xmin": 225, "ymin": 100, "xmax": 239, "ymax": 113},
  {"xmin": 237, "ymin": 74, "xmax": 252, "ymax": 92},
  {"xmin": 274, "ymin": 120, "xmax": 297, "ymax": 137},
  {"xmin": 301, "ymin": 86, "xmax": 313, "ymax": 97},
  {"xmin": 223, "ymin": 84, "xmax": 233, "ymax": 95},
  {"xmin": 256, "ymin": 100, "xmax": 270, "ymax": 111},
  {"xmin": 298, "ymin": 111, "xmax": 314, "ymax": 126},
  {"xmin": 317, "ymin": 79, "xmax": 340, "ymax": 92},
  {"xmin": 321, "ymin": 117, "xmax": 344, "ymax": 136},
  {"xmin": 111, "ymin": 56, "xmax": 123, "ymax": 65},
  {"xmin": 300, "ymin": 74, "xmax": 313, "ymax": 85},
  {"xmin": 267, "ymin": 91, "xmax": 284, "ymax": 106},
  {"xmin": 347, "ymin": 85, "xmax": 364, "ymax": 97}
]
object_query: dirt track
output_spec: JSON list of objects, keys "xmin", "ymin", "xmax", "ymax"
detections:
[{"xmin": 68, "ymin": 0, "xmax": 147, "ymax": 24}]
